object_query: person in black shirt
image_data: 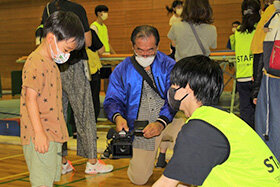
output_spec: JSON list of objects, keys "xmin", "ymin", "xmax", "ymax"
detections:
[
  {"xmin": 153, "ymin": 55, "xmax": 280, "ymax": 186},
  {"xmin": 39, "ymin": 0, "xmax": 113, "ymax": 175}
]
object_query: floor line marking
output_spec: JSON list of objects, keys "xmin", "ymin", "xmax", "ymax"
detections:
[
  {"xmin": 0, "ymin": 154, "xmax": 23, "ymax": 161},
  {"xmin": 0, "ymin": 157, "xmax": 87, "ymax": 182},
  {"xmin": 0, "ymin": 172, "xmax": 29, "ymax": 181},
  {"xmin": 57, "ymin": 165, "xmax": 129, "ymax": 186}
]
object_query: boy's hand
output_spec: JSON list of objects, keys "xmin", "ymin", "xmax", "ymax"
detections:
[{"xmin": 34, "ymin": 132, "xmax": 49, "ymax": 154}]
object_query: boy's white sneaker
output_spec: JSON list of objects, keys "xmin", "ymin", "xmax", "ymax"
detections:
[
  {"xmin": 62, "ymin": 160, "xmax": 75, "ymax": 175},
  {"xmin": 85, "ymin": 160, "xmax": 113, "ymax": 174}
]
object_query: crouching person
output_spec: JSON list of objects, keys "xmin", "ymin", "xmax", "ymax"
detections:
[
  {"xmin": 103, "ymin": 25, "xmax": 176, "ymax": 185},
  {"xmin": 153, "ymin": 55, "xmax": 280, "ymax": 187}
]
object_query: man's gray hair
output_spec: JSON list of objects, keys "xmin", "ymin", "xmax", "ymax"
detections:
[{"xmin": 130, "ymin": 25, "xmax": 160, "ymax": 46}]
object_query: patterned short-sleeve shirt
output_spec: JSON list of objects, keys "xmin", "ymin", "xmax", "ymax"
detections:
[{"xmin": 20, "ymin": 50, "xmax": 69, "ymax": 145}]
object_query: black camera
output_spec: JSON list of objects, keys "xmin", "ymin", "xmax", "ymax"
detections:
[
  {"xmin": 103, "ymin": 128, "xmax": 133, "ymax": 159},
  {"xmin": 102, "ymin": 121, "xmax": 149, "ymax": 159}
]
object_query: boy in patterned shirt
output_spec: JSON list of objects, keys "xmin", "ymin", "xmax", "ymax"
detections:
[{"xmin": 20, "ymin": 11, "xmax": 85, "ymax": 187}]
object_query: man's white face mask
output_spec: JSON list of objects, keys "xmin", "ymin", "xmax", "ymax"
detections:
[{"xmin": 135, "ymin": 51, "xmax": 156, "ymax": 68}]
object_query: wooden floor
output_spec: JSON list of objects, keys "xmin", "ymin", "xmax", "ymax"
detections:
[
  {"xmin": 0, "ymin": 94, "xmax": 165, "ymax": 186},
  {"xmin": 0, "ymin": 144, "xmax": 164, "ymax": 187}
]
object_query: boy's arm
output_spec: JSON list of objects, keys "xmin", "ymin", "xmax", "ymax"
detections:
[{"xmin": 25, "ymin": 87, "xmax": 49, "ymax": 153}]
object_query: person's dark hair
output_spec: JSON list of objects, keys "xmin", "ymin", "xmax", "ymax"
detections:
[
  {"xmin": 181, "ymin": 0, "xmax": 213, "ymax": 24},
  {"xmin": 166, "ymin": 0, "xmax": 183, "ymax": 14},
  {"xmin": 170, "ymin": 55, "xmax": 224, "ymax": 105},
  {"xmin": 130, "ymin": 25, "xmax": 160, "ymax": 46},
  {"xmin": 95, "ymin": 5, "xmax": 109, "ymax": 16},
  {"xmin": 43, "ymin": 11, "xmax": 85, "ymax": 50},
  {"xmin": 238, "ymin": 0, "xmax": 260, "ymax": 33},
  {"xmin": 52, "ymin": 0, "xmax": 66, "ymax": 10},
  {"xmin": 232, "ymin": 21, "xmax": 241, "ymax": 26}
]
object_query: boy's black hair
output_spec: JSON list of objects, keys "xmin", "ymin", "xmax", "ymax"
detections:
[
  {"xmin": 95, "ymin": 5, "xmax": 109, "ymax": 16},
  {"xmin": 238, "ymin": 0, "xmax": 260, "ymax": 33},
  {"xmin": 131, "ymin": 25, "xmax": 160, "ymax": 46},
  {"xmin": 232, "ymin": 21, "xmax": 241, "ymax": 25},
  {"xmin": 166, "ymin": 0, "xmax": 183, "ymax": 14},
  {"xmin": 43, "ymin": 11, "xmax": 85, "ymax": 50},
  {"xmin": 170, "ymin": 55, "xmax": 224, "ymax": 105}
]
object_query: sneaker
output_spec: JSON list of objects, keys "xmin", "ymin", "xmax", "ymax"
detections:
[
  {"xmin": 62, "ymin": 160, "xmax": 75, "ymax": 175},
  {"xmin": 85, "ymin": 160, "xmax": 113, "ymax": 174}
]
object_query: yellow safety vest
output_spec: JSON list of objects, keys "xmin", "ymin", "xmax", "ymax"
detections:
[
  {"xmin": 187, "ymin": 106, "xmax": 280, "ymax": 187},
  {"xmin": 91, "ymin": 21, "xmax": 110, "ymax": 53},
  {"xmin": 235, "ymin": 29, "xmax": 255, "ymax": 79}
]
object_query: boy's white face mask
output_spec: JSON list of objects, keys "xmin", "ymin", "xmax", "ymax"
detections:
[
  {"xmin": 49, "ymin": 36, "xmax": 70, "ymax": 64},
  {"xmin": 101, "ymin": 12, "xmax": 108, "ymax": 21}
]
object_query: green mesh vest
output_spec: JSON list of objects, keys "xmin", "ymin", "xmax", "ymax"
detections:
[
  {"xmin": 188, "ymin": 106, "xmax": 280, "ymax": 186},
  {"xmin": 91, "ymin": 21, "xmax": 110, "ymax": 52},
  {"xmin": 234, "ymin": 29, "xmax": 255, "ymax": 79}
]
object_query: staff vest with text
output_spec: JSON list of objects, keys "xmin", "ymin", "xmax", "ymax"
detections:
[
  {"xmin": 235, "ymin": 29, "xmax": 255, "ymax": 79},
  {"xmin": 187, "ymin": 106, "xmax": 280, "ymax": 187},
  {"xmin": 91, "ymin": 21, "xmax": 110, "ymax": 53}
]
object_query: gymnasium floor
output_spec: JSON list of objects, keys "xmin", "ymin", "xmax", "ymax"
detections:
[
  {"xmin": 0, "ymin": 144, "xmax": 164, "ymax": 187},
  {"xmin": 0, "ymin": 94, "xmax": 168, "ymax": 187}
]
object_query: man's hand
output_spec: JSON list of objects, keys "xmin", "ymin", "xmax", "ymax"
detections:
[
  {"xmin": 34, "ymin": 131, "xmax": 49, "ymax": 154},
  {"xmin": 143, "ymin": 121, "xmax": 164, "ymax": 138},
  {"xmin": 115, "ymin": 115, "xmax": 129, "ymax": 132}
]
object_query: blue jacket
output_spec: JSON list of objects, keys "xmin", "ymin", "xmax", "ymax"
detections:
[{"xmin": 104, "ymin": 51, "xmax": 176, "ymax": 129}]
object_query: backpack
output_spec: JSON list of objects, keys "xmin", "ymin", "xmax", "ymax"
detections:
[{"xmin": 263, "ymin": 12, "xmax": 280, "ymax": 76}]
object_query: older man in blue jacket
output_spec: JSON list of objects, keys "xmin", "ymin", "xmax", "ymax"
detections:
[{"xmin": 104, "ymin": 25, "xmax": 176, "ymax": 185}]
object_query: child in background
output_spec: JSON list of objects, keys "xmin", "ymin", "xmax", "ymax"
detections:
[
  {"xmin": 166, "ymin": 0, "xmax": 183, "ymax": 26},
  {"xmin": 226, "ymin": 21, "xmax": 241, "ymax": 50},
  {"xmin": 90, "ymin": 5, "xmax": 116, "ymax": 93},
  {"xmin": 20, "ymin": 11, "xmax": 85, "ymax": 186},
  {"xmin": 166, "ymin": 0, "xmax": 183, "ymax": 59},
  {"xmin": 234, "ymin": 0, "xmax": 261, "ymax": 129}
]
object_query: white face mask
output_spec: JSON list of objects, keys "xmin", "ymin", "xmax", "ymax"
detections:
[
  {"xmin": 274, "ymin": 1, "xmax": 280, "ymax": 10},
  {"xmin": 101, "ymin": 12, "xmax": 108, "ymax": 21},
  {"xmin": 175, "ymin": 8, "xmax": 183, "ymax": 16},
  {"xmin": 50, "ymin": 37, "xmax": 70, "ymax": 64},
  {"xmin": 135, "ymin": 52, "xmax": 156, "ymax": 68}
]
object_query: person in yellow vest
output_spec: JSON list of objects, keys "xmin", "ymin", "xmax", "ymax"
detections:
[
  {"xmin": 86, "ymin": 28, "xmax": 105, "ymax": 122},
  {"xmin": 90, "ymin": 5, "xmax": 116, "ymax": 92},
  {"xmin": 234, "ymin": 0, "xmax": 261, "ymax": 129},
  {"xmin": 153, "ymin": 55, "xmax": 280, "ymax": 187}
]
